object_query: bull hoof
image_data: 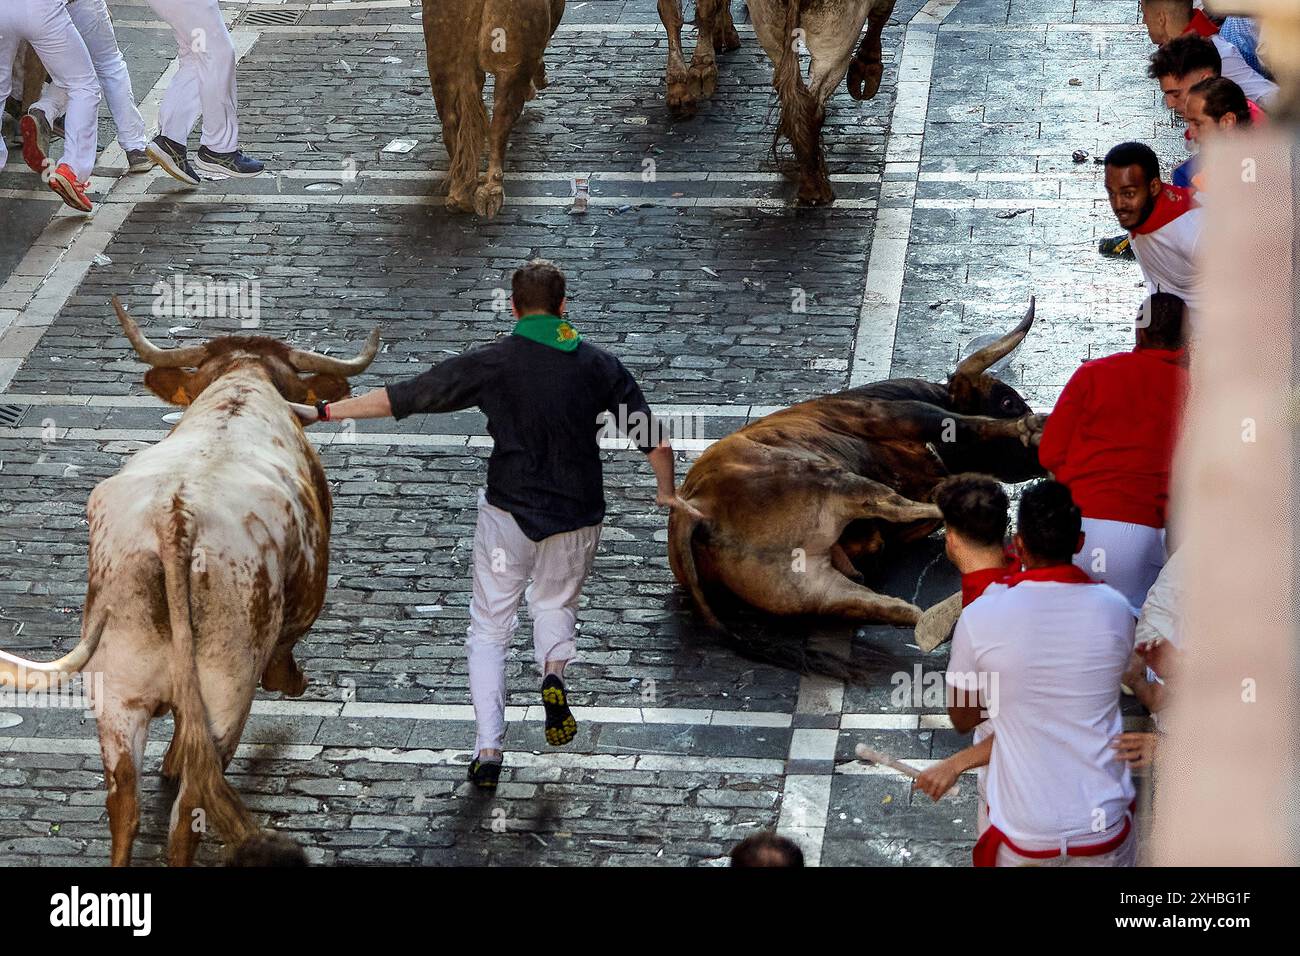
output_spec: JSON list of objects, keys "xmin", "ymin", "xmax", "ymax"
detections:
[
  {"xmin": 666, "ymin": 76, "xmax": 697, "ymax": 116},
  {"xmin": 474, "ymin": 181, "xmax": 505, "ymax": 218},
  {"xmin": 689, "ymin": 63, "xmax": 718, "ymax": 100},
  {"xmin": 847, "ymin": 61, "xmax": 884, "ymax": 101},
  {"xmin": 796, "ymin": 178, "xmax": 836, "ymax": 206},
  {"xmin": 444, "ymin": 191, "xmax": 476, "ymax": 214},
  {"xmin": 714, "ymin": 23, "xmax": 742, "ymax": 52}
]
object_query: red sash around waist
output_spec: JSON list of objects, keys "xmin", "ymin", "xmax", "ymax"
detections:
[{"xmin": 973, "ymin": 800, "xmax": 1136, "ymax": 867}]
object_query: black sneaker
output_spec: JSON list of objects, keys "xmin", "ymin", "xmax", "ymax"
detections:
[
  {"xmin": 194, "ymin": 145, "xmax": 265, "ymax": 178},
  {"xmin": 126, "ymin": 148, "xmax": 153, "ymax": 174},
  {"xmin": 541, "ymin": 674, "xmax": 577, "ymax": 747},
  {"xmin": 1098, "ymin": 233, "xmax": 1135, "ymax": 260},
  {"xmin": 147, "ymin": 134, "xmax": 200, "ymax": 185},
  {"xmin": 467, "ymin": 756, "xmax": 502, "ymax": 792}
]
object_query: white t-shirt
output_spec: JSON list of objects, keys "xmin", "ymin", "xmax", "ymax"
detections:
[
  {"xmin": 1130, "ymin": 204, "xmax": 1203, "ymax": 312},
  {"xmin": 1212, "ymin": 35, "xmax": 1279, "ymax": 109},
  {"xmin": 947, "ymin": 579, "xmax": 1136, "ymax": 845}
]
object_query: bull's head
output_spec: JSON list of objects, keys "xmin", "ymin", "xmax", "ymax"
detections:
[
  {"xmin": 939, "ymin": 297, "xmax": 1043, "ymax": 482},
  {"xmin": 112, "ymin": 297, "xmax": 380, "ymax": 406}
]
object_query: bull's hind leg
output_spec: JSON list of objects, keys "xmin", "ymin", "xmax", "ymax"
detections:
[
  {"xmin": 847, "ymin": 0, "xmax": 898, "ymax": 101},
  {"xmin": 688, "ymin": 0, "xmax": 725, "ymax": 99},
  {"xmin": 262, "ymin": 641, "xmax": 308, "ymax": 697},
  {"xmin": 659, "ymin": 0, "xmax": 695, "ymax": 114},
  {"xmin": 97, "ymin": 701, "xmax": 150, "ymax": 867},
  {"xmin": 809, "ymin": 568, "xmax": 923, "ymax": 626},
  {"xmin": 714, "ymin": 1, "xmax": 742, "ymax": 52},
  {"xmin": 475, "ymin": 67, "xmax": 533, "ymax": 219}
]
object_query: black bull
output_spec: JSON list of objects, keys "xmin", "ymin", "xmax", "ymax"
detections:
[{"xmin": 668, "ymin": 301, "xmax": 1045, "ymax": 635}]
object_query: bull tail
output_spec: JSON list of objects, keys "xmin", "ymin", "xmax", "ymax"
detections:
[
  {"xmin": 0, "ymin": 607, "xmax": 108, "ymax": 694},
  {"xmin": 440, "ymin": 72, "xmax": 488, "ymax": 200},
  {"xmin": 771, "ymin": 1, "xmax": 818, "ymax": 164},
  {"xmin": 668, "ymin": 504, "xmax": 724, "ymax": 631},
  {"xmin": 160, "ymin": 513, "xmax": 257, "ymax": 850}
]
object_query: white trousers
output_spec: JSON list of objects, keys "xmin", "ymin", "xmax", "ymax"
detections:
[
  {"xmin": 146, "ymin": 0, "xmax": 239, "ymax": 152},
  {"xmin": 1073, "ymin": 517, "xmax": 1166, "ymax": 614},
  {"xmin": 35, "ymin": 0, "xmax": 146, "ymax": 152},
  {"xmin": 0, "ymin": 0, "xmax": 100, "ymax": 180},
  {"xmin": 467, "ymin": 490, "xmax": 601, "ymax": 754}
]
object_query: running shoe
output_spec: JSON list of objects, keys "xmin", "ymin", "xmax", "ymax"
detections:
[
  {"xmin": 541, "ymin": 673, "xmax": 577, "ymax": 747},
  {"xmin": 147, "ymin": 134, "xmax": 200, "ymax": 186},
  {"xmin": 126, "ymin": 148, "xmax": 153, "ymax": 174},
  {"xmin": 467, "ymin": 756, "xmax": 502, "ymax": 792},
  {"xmin": 19, "ymin": 109, "xmax": 51, "ymax": 174},
  {"xmin": 195, "ymin": 146, "xmax": 265, "ymax": 178},
  {"xmin": 48, "ymin": 162, "xmax": 92, "ymax": 213}
]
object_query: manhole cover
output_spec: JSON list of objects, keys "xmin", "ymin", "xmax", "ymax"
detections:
[
  {"xmin": 241, "ymin": 8, "xmax": 305, "ymax": 27},
  {"xmin": 0, "ymin": 713, "xmax": 22, "ymax": 730},
  {"xmin": 0, "ymin": 404, "xmax": 27, "ymax": 427}
]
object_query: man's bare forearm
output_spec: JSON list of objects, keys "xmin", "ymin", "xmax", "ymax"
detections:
[
  {"xmin": 647, "ymin": 441, "xmax": 677, "ymax": 500},
  {"xmin": 326, "ymin": 387, "xmax": 392, "ymax": 420}
]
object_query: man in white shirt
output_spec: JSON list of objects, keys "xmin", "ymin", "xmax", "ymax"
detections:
[
  {"xmin": 1141, "ymin": 0, "xmax": 1278, "ymax": 108},
  {"xmin": 946, "ymin": 480, "xmax": 1137, "ymax": 867},
  {"xmin": 1104, "ymin": 142, "xmax": 1202, "ymax": 312}
]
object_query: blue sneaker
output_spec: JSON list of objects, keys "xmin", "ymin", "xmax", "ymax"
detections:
[
  {"xmin": 147, "ymin": 134, "xmax": 200, "ymax": 185},
  {"xmin": 194, "ymin": 146, "xmax": 265, "ymax": 178}
]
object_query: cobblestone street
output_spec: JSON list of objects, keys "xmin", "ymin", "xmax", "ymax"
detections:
[{"xmin": 0, "ymin": 0, "xmax": 1168, "ymax": 866}]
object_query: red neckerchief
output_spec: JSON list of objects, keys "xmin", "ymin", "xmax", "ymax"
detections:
[
  {"xmin": 1130, "ymin": 185, "xmax": 1195, "ymax": 236},
  {"xmin": 1183, "ymin": 10, "xmax": 1219, "ymax": 38},
  {"xmin": 1248, "ymin": 100, "xmax": 1267, "ymax": 126},
  {"xmin": 961, "ymin": 555, "xmax": 1019, "ymax": 607},
  {"xmin": 1004, "ymin": 564, "xmax": 1096, "ymax": 587}
]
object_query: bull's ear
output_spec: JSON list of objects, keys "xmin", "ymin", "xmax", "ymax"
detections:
[
  {"xmin": 143, "ymin": 368, "xmax": 196, "ymax": 406},
  {"xmin": 300, "ymin": 374, "xmax": 351, "ymax": 404}
]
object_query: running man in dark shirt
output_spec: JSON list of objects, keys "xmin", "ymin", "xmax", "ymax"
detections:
[{"xmin": 290, "ymin": 260, "xmax": 692, "ymax": 790}]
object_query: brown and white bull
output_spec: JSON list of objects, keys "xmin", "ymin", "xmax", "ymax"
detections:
[
  {"xmin": 748, "ymin": 0, "xmax": 899, "ymax": 204},
  {"xmin": 668, "ymin": 301, "xmax": 1044, "ymax": 629},
  {"xmin": 0, "ymin": 298, "xmax": 379, "ymax": 866},
  {"xmin": 424, "ymin": 0, "xmax": 566, "ymax": 217}
]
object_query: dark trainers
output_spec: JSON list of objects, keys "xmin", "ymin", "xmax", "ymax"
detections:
[
  {"xmin": 194, "ymin": 145, "xmax": 265, "ymax": 178},
  {"xmin": 126, "ymin": 148, "xmax": 152, "ymax": 174},
  {"xmin": 20, "ymin": 109, "xmax": 51, "ymax": 174},
  {"xmin": 467, "ymin": 756, "xmax": 502, "ymax": 792},
  {"xmin": 541, "ymin": 674, "xmax": 577, "ymax": 747},
  {"xmin": 147, "ymin": 134, "xmax": 200, "ymax": 185},
  {"xmin": 1098, "ymin": 233, "xmax": 1135, "ymax": 259}
]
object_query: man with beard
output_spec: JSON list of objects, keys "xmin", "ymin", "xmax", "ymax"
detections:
[{"xmin": 1103, "ymin": 142, "xmax": 1202, "ymax": 311}]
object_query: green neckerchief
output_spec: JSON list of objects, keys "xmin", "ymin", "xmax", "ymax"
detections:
[{"xmin": 512, "ymin": 313, "xmax": 581, "ymax": 352}]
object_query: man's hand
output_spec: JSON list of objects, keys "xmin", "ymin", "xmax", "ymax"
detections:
[
  {"xmin": 913, "ymin": 757, "xmax": 961, "ymax": 802},
  {"xmin": 1111, "ymin": 731, "xmax": 1157, "ymax": 769},
  {"xmin": 288, "ymin": 402, "xmax": 319, "ymax": 425}
]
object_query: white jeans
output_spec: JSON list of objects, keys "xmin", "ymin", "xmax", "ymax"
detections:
[
  {"xmin": 146, "ymin": 0, "xmax": 239, "ymax": 152},
  {"xmin": 34, "ymin": 0, "xmax": 145, "ymax": 152},
  {"xmin": 1073, "ymin": 517, "xmax": 1166, "ymax": 614},
  {"xmin": 467, "ymin": 490, "xmax": 601, "ymax": 754},
  {"xmin": 0, "ymin": 0, "xmax": 100, "ymax": 180}
]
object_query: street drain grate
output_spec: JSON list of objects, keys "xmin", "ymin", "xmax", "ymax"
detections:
[
  {"xmin": 0, "ymin": 405, "xmax": 27, "ymax": 428},
  {"xmin": 240, "ymin": 8, "xmax": 306, "ymax": 27}
]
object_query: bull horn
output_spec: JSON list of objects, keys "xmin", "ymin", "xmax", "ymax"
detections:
[
  {"xmin": 953, "ymin": 297, "xmax": 1036, "ymax": 380},
  {"xmin": 0, "ymin": 611, "xmax": 107, "ymax": 694},
  {"xmin": 113, "ymin": 296, "xmax": 209, "ymax": 368},
  {"xmin": 287, "ymin": 328, "xmax": 382, "ymax": 377}
]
